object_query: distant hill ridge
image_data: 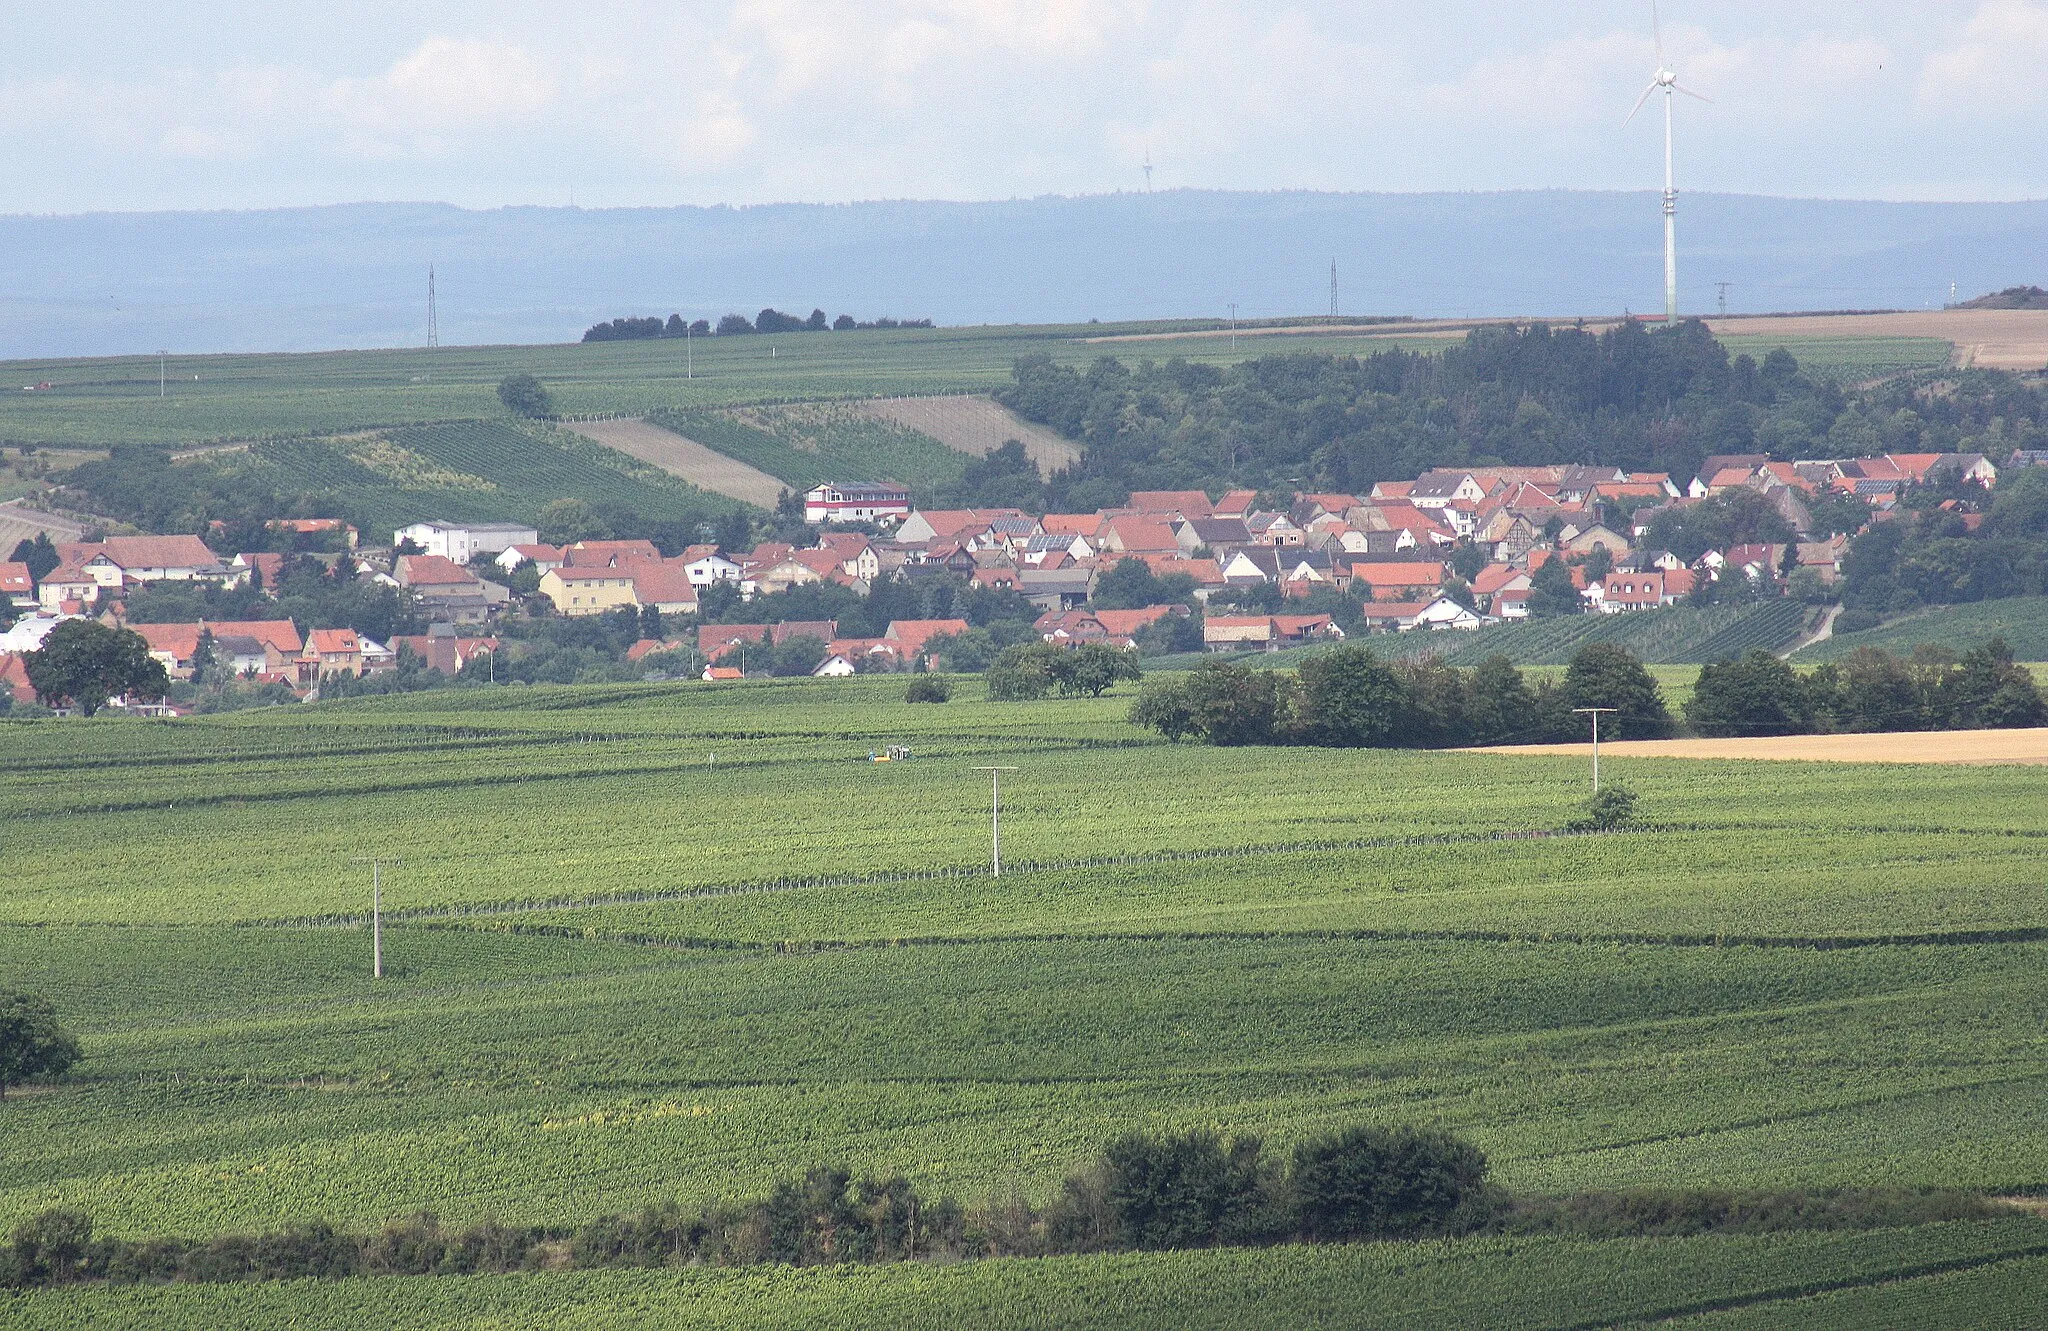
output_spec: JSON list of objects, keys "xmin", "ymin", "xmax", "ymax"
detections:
[
  {"xmin": 4, "ymin": 190, "xmax": 2048, "ymax": 358},
  {"xmin": 1960, "ymin": 285, "xmax": 2048, "ymax": 310}
]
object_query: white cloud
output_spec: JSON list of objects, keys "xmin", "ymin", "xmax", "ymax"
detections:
[
  {"xmin": 327, "ymin": 38, "xmax": 557, "ymax": 136},
  {"xmin": 1919, "ymin": 0, "xmax": 2048, "ymax": 113}
]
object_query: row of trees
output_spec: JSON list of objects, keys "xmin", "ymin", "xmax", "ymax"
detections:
[
  {"xmin": 1687, "ymin": 642, "xmax": 2046, "ymax": 736},
  {"xmin": 581, "ymin": 311, "xmax": 936, "ymax": 341},
  {"xmin": 1129, "ymin": 644, "xmax": 1669, "ymax": 748},
  {"xmin": 0, "ymin": 1123, "xmax": 1488, "ymax": 1287}
]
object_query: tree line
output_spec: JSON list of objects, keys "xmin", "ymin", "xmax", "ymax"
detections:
[
  {"xmin": 1127, "ymin": 640, "xmax": 2048, "ymax": 748},
  {"xmin": 582, "ymin": 310, "xmax": 934, "ymax": 341},
  {"xmin": 0, "ymin": 1121, "xmax": 1994, "ymax": 1288},
  {"xmin": 986, "ymin": 320, "xmax": 2048, "ymax": 514}
]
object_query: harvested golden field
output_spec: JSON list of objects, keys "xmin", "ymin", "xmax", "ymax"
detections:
[
  {"xmin": 1705, "ymin": 309, "xmax": 2048, "ymax": 371},
  {"xmin": 1474, "ymin": 727, "xmax": 2048, "ymax": 766}
]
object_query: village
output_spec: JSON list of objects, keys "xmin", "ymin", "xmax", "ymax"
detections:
[{"xmin": 0, "ymin": 446, "xmax": 2009, "ymax": 712}]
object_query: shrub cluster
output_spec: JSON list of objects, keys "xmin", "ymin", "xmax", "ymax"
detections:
[
  {"xmin": 987, "ymin": 642, "xmax": 1142, "ymax": 700},
  {"xmin": 1130, "ymin": 643, "xmax": 1670, "ymax": 748}
]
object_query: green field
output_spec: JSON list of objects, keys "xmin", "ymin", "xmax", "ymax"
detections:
[
  {"xmin": 1715, "ymin": 335, "xmax": 1954, "ymax": 382},
  {"xmin": 650, "ymin": 403, "xmax": 969, "ymax": 494},
  {"xmin": 0, "ymin": 324, "xmax": 1954, "ymax": 450},
  {"xmin": 1799, "ymin": 598, "xmax": 2048, "ymax": 663},
  {"xmin": 3, "ymin": 675, "xmax": 2047, "ymax": 1323}
]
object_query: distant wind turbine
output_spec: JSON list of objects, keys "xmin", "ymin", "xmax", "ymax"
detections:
[{"xmin": 1625, "ymin": 1, "xmax": 1710, "ymax": 325}]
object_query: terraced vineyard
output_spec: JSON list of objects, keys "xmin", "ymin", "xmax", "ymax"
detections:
[
  {"xmin": 1798, "ymin": 597, "xmax": 2048, "ymax": 663},
  {"xmin": 647, "ymin": 404, "xmax": 968, "ymax": 494},
  {"xmin": 170, "ymin": 420, "xmax": 731, "ymax": 537},
  {"xmin": 4, "ymin": 676, "xmax": 2045, "ymax": 1325}
]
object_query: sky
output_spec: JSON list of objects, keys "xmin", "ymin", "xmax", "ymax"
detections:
[{"xmin": 5, "ymin": 1, "xmax": 2046, "ymax": 214}]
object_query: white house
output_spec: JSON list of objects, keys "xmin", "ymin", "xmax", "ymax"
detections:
[
  {"xmin": 803, "ymin": 483, "xmax": 912, "ymax": 525},
  {"xmin": 395, "ymin": 521, "xmax": 540, "ymax": 563},
  {"xmin": 682, "ymin": 552, "xmax": 743, "ymax": 586}
]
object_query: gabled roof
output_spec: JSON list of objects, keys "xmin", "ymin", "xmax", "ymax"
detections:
[
  {"xmin": 627, "ymin": 564, "xmax": 699, "ymax": 607},
  {"xmin": 1092, "ymin": 606, "xmax": 1181, "ymax": 637},
  {"xmin": 60, "ymin": 535, "xmax": 222, "ymax": 571},
  {"xmin": 698, "ymin": 623, "xmax": 771, "ymax": 653},
  {"xmin": 771, "ymin": 620, "xmax": 839, "ymax": 644},
  {"xmin": 308, "ymin": 628, "xmax": 360, "ymax": 654},
  {"xmin": 1183, "ymin": 516, "xmax": 1253, "ymax": 545},
  {"xmin": 1039, "ymin": 513, "xmax": 1102, "ymax": 537},
  {"xmin": 1211, "ymin": 489, "xmax": 1259, "ymax": 519},
  {"xmin": 884, "ymin": 618, "xmax": 972, "ymax": 656},
  {"xmin": 1126, "ymin": 490, "xmax": 1214, "ymax": 518},
  {"xmin": 1471, "ymin": 564, "xmax": 1525, "ymax": 595},
  {"xmin": 565, "ymin": 539, "xmax": 662, "ymax": 567},
  {"xmin": 395, "ymin": 554, "xmax": 479, "ymax": 588},
  {"xmin": 1104, "ymin": 516, "xmax": 1180, "ymax": 553},
  {"xmin": 0, "ymin": 562, "xmax": 31, "ymax": 594},
  {"xmin": 1351, "ymin": 561, "xmax": 1446, "ymax": 586}
]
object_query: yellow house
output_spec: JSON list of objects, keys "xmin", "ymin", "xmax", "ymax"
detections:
[{"xmin": 540, "ymin": 567, "xmax": 641, "ymax": 616}]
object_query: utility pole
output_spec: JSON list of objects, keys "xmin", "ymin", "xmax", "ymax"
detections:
[
  {"xmin": 1572, "ymin": 709, "xmax": 1618, "ymax": 792},
  {"xmin": 427, "ymin": 265, "xmax": 439, "ymax": 347},
  {"xmin": 971, "ymin": 767, "xmax": 1019, "ymax": 876},
  {"xmin": 1330, "ymin": 260, "xmax": 1339, "ymax": 317},
  {"xmin": 158, "ymin": 350, "xmax": 166, "ymax": 399},
  {"xmin": 351, "ymin": 856, "xmax": 402, "ymax": 978},
  {"xmin": 686, "ymin": 321, "xmax": 693, "ymax": 379},
  {"xmin": 1715, "ymin": 281, "xmax": 1731, "ymax": 317},
  {"xmin": 1228, "ymin": 303, "xmax": 1238, "ymax": 354}
]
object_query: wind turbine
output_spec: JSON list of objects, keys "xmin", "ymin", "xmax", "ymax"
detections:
[{"xmin": 1625, "ymin": 1, "xmax": 1710, "ymax": 325}]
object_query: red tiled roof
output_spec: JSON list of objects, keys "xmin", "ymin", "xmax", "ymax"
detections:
[
  {"xmin": 884, "ymin": 619, "xmax": 971, "ymax": 657},
  {"xmin": 1352, "ymin": 561, "xmax": 1446, "ymax": 588},
  {"xmin": 395, "ymin": 554, "xmax": 479, "ymax": 588},
  {"xmin": 0, "ymin": 562, "xmax": 31, "ymax": 594},
  {"xmin": 308, "ymin": 628, "xmax": 360, "ymax": 654},
  {"xmin": 1125, "ymin": 490, "xmax": 1214, "ymax": 518},
  {"xmin": 60, "ymin": 535, "xmax": 220, "ymax": 570},
  {"xmin": 698, "ymin": 623, "xmax": 771, "ymax": 654}
]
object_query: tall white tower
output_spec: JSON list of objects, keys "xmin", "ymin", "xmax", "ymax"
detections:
[{"xmin": 1626, "ymin": 3, "xmax": 1709, "ymax": 325}]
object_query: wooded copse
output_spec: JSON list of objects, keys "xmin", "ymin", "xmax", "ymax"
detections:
[
  {"xmin": 582, "ymin": 310, "xmax": 935, "ymax": 341},
  {"xmin": 989, "ymin": 320, "xmax": 2048, "ymax": 515}
]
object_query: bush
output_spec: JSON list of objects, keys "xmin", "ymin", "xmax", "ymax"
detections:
[
  {"xmin": 985, "ymin": 643, "xmax": 1062, "ymax": 700},
  {"xmin": 904, "ymin": 675, "xmax": 952, "ymax": 703},
  {"xmin": 497, "ymin": 374, "xmax": 552, "ymax": 417},
  {"xmin": 1834, "ymin": 608, "xmax": 1880, "ymax": 634},
  {"xmin": 1287, "ymin": 1126, "xmax": 1490, "ymax": 1242},
  {"xmin": 1566, "ymin": 784, "xmax": 1640, "ymax": 832}
]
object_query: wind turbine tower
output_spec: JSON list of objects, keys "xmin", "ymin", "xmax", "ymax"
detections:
[
  {"xmin": 1626, "ymin": 2, "xmax": 1709, "ymax": 325},
  {"xmin": 1143, "ymin": 149, "xmax": 1154, "ymax": 194}
]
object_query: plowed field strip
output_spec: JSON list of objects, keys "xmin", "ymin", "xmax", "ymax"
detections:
[{"xmin": 563, "ymin": 418, "xmax": 784, "ymax": 506}]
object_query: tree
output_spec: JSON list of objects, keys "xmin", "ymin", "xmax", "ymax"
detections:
[
  {"xmin": 1101, "ymin": 1129, "xmax": 1272, "ymax": 1250},
  {"xmin": 805, "ymin": 308, "xmax": 829, "ymax": 331},
  {"xmin": 536, "ymin": 498, "xmax": 602, "ymax": 545},
  {"xmin": 496, "ymin": 374, "xmax": 552, "ymax": 417},
  {"xmin": 1178, "ymin": 660, "xmax": 1284, "ymax": 745},
  {"xmin": 1685, "ymin": 651, "xmax": 1814, "ymax": 738},
  {"xmin": 1128, "ymin": 677, "xmax": 1199, "ymax": 741},
  {"xmin": 1287, "ymin": 1125, "xmax": 1489, "ymax": 1242},
  {"xmin": 986, "ymin": 642, "xmax": 1063, "ymax": 700},
  {"xmin": 9, "ymin": 533, "xmax": 59, "ymax": 584},
  {"xmin": 832, "ymin": 314, "xmax": 856, "ymax": 331},
  {"xmin": 1465, "ymin": 655, "xmax": 1537, "ymax": 745},
  {"xmin": 1051, "ymin": 643, "xmax": 1142, "ymax": 697},
  {"xmin": 0, "ymin": 990, "xmax": 80, "ymax": 1099},
  {"xmin": 716, "ymin": 314, "xmax": 755, "ymax": 336},
  {"xmin": 1565, "ymin": 642, "xmax": 1672, "ymax": 739},
  {"xmin": 1294, "ymin": 644, "xmax": 1408, "ymax": 747},
  {"xmin": 21, "ymin": 621, "xmax": 169, "ymax": 716},
  {"xmin": 769, "ymin": 635, "xmax": 828, "ymax": 678},
  {"xmin": 1525, "ymin": 558, "xmax": 1582, "ymax": 619}
]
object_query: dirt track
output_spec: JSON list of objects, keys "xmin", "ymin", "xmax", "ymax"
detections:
[
  {"xmin": 564, "ymin": 419, "xmax": 787, "ymax": 508},
  {"xmin": 858, "ymin": 395, "xmax": 1082, "ymax": 473},
  {"xmin": 1469, "ymin": 728, "xmax": 2048, "ymax": 766},
  {"xmin": 1705, "ymin": 310, "xmax": 2048, "ymax": 371}
]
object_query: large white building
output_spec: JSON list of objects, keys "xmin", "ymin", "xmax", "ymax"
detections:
[
  {"xmin": 803, "ymin": 483, "xmax": 911, "ymax": 526},
  {"xmin": 394, "ymin": 521, "xmax": 540, "ymax": 563}
]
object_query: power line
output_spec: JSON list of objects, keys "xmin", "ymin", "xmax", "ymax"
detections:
[
  {"xmin": 426, "ymin": 265, "xmax": 439, "ymax": 348},
  {"xmin": 1571, "ymin": 708, "xmax": 1618, "ymax": 792}
]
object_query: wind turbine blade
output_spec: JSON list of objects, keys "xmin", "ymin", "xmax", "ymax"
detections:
[
  {"xmin": 1624, "ymin": 81, "xmax": 1658, "ymax": 125},
  {"xmin": 1672, "ymin": 82, "xmax": 1712, "ymax": 104},
  {"xmin": 1651, "ymin": 0, "xmax": 1665, "ymax": 66}
]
